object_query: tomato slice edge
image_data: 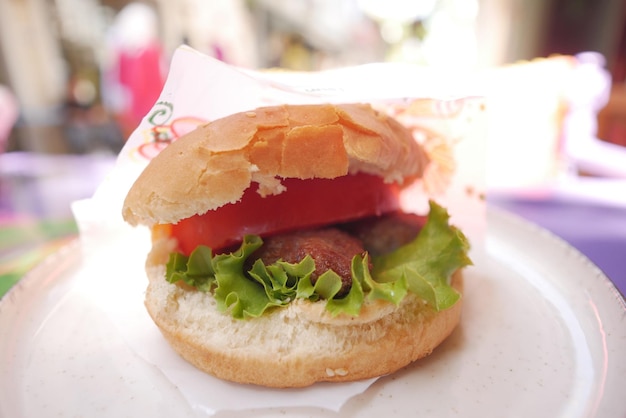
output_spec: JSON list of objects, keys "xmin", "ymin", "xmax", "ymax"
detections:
[{"xmin": 169, "ymin": 173, "xmax": 401, "ymax": 255}]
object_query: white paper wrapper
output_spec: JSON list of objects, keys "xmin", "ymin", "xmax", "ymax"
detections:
[{"xmin": 72, "ymin": 45, "xmax": 487, "ymax": 416}]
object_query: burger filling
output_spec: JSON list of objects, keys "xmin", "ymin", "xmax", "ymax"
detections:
[
  {"xmin": 164, "ymin": 201, "xmax": 470, "ymax": 319},
  {"xmin": 161, "ymin": 172, "xmax": 470, "ymax": 319}
]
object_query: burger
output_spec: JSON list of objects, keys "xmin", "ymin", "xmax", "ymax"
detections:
[{"xmin": 122, "ymin": 103, "xmax": 471, "ymax": 388}]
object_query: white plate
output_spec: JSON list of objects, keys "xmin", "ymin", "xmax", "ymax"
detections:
[{"xmin": 1, "ymin": 208, "xmax": 625, "ymax": 418}]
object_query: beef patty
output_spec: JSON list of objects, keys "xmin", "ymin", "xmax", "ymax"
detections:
[{"xmin": 249, "ymin": 211, "xmax": 426, "ymax": 298}]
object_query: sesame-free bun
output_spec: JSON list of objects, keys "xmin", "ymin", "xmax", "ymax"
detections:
[
  {"xmin": 122, "ymin": 103, "xmax": 429, "ymax": 226},
  {"xmin": 124, "ymin": 103, "xmax": 462, "ymax": 388},
  {"xmin": 144, "ymin": 238, "xmax": 463, "ymax": 388}
]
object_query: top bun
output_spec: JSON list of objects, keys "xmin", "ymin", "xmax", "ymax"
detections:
[{"xmin": 123, "ymin": 103, "xmax": 429, "ymax": 226}]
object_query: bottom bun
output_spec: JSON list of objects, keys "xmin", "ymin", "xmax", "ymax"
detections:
[{"xmin": 144, "ymin": 256, "xmax": 463, "ymax": 388}]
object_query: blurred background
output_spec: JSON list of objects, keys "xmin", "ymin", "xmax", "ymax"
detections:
[{"xmin": 0, "ymin": 0, "xmax": 624, "ymax": 156}]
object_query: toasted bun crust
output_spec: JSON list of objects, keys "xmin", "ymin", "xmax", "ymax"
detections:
[
  {"xmin": 143, "ymin": 238, "xmax": 463, "ymax": 388},
  {"xmin": 123, "ymin": 103, "xmax": 429, "ymax": 226}
]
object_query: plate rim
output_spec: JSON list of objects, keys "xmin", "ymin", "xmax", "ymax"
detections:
[{"xmin": 486, "ymin": 205, "xmax": 626, "ymax": 306}]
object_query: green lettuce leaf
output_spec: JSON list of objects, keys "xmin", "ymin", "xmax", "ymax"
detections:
[
  {"xmin": 165, "ymin": 200, "xmax": 471, "ymax": 319},
  {"xmin": 372, "ymin": 200, "xmax": 472, "ymax": 310}
]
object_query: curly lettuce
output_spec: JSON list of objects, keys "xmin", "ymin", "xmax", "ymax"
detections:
[{"xmin": 165, "ymin": 200, "xmax": 471, "ymax": 319}]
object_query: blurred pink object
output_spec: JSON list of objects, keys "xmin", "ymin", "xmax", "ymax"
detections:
[
  {"xmin": 0, "ymin": 85, "xmax": 18, "ymax": 152},
  {"xmin": 102, "ymin": 2, "xmax": 166, "ymax": 138},
  {"xmin": 117, "ymin": 42, "xmax": 165, "ymax": 128}
]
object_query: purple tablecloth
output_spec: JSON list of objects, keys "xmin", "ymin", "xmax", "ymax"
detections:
[{"xmin": 489, "ymin": 193, "xmax": 626, "ymax": 297}]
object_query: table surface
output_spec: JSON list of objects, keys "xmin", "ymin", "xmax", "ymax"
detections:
[
  {"xmin": 1, "ymin": 152, "xmax": 625, "ymax": 300},
  {"xmin": 0, "ymin": 152, "xmax": 115, "ymax": 296}
]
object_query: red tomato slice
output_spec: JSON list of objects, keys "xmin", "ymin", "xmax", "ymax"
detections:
[{"xmin": 170, "ymin": 173, "xmax": 402, "ymax": 255}]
